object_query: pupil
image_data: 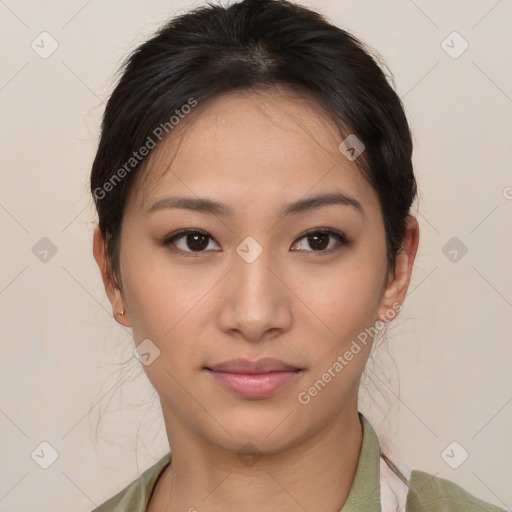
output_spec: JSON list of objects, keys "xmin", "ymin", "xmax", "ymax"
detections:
[
  {"xmin": 187, "ymin": 234, "xmax": 208, "ymax": 251},
  {"xmin": 309, "ymin": 233, "xmax": 328, "ymax": 250}
]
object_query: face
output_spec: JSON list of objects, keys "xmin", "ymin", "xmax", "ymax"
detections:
[{"xmin": 94, "ymin": 87, "xmax": 418, "ymax": 455}]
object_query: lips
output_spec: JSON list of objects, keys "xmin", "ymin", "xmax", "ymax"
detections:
[
  {"xmin": 204, "ymin": 358, "xmax": 303, "ymax": 398},
  {"xmin": 205, "ymin": 357, "xmax": 301, "ymax": 374}
]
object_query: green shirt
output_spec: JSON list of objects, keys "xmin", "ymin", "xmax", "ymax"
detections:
[{"xmin": 92, "ymin": 413, "xmax": 506, "ymax": 511}]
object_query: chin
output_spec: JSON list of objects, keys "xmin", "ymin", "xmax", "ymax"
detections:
[{"xmin": 202, "ymin": 405, "xmax": 306, "ymax": 454}]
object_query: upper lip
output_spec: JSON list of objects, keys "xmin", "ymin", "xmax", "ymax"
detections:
[{"xmin": 205, "ymin": 358, "xmax": 301, "ymax": 374}]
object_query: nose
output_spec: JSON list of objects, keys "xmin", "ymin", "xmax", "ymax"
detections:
[{"xmin": 216, "ymin": 247, "xmax": 293, "ymax": 343}]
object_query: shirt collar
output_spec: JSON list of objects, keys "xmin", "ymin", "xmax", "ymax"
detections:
[{"xmin": 339, "ymin": 412, "xmax": 382, "ymax": 512}]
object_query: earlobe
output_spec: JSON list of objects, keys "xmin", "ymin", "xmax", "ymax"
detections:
[
  {"xmin": 92, "ymin": 224, "xmax": 131, "ymax": 327},
  {"xmin": 377, "ymin": 215, "xmax": 420, "ymax": 322}
]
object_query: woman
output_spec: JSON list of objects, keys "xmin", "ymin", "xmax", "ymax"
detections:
[{"xmin": 90, "ymin": 0, "xmax": 505, "ymax": 510}]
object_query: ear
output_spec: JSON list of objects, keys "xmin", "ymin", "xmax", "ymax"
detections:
[
  {"xmin": 377, "ymin": 215, "xmax": 420, "ymax": 322},
  {"xmin": 92, "ymin": 224, "xmax": 131, "ymax": 327}
]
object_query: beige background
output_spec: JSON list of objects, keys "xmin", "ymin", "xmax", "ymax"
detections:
[{"xmin": 1, "ymin": 0, "xmax": 511, "ymax": 510}]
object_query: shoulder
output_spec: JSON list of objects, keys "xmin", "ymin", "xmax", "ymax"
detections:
[
  {"xmin": 406, "ymin": 470, "xmax": 507, "ymax": 512},
  {"xmin": 91, "ymin": 452, "xmax": 172, "ymax": 512}
]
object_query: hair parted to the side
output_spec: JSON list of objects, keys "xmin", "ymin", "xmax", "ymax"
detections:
[
  {"xmin": 90, "ymin": 0, "xmax": 417, "ymax": 483},
  {"xmin": 90, "ymin": 0, "xmax": 416, "ymax": 290}
]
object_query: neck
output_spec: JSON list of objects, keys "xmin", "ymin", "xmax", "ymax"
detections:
[{"xmin": 150, "ymin": 407, "xmax": 363, "ymax": 512}]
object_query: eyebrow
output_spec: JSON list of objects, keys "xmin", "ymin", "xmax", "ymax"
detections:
[{"xmin": 146, "ymin": 191, "xmax": 365, "ymax": 219}]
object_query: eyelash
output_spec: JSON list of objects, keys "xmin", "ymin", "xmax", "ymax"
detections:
[{"xmin": 162, "ymin": 228, "xmax": 350, "ymax": 257}]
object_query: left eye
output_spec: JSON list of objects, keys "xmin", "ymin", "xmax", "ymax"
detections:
[{"xmin": 291, "ymin": 229, "xmax": 348, "ymax": 252}]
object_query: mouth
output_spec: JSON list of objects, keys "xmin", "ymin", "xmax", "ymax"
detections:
[
  {"xmin": 204, "ymin": 358, "xmax": 303, "ymax": 398},
  {"xmin": 205, "ymin": 357, "xmax": 302, "ymax": 374}
]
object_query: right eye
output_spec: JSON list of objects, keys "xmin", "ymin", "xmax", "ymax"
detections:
[{"xmin": 163, "ymin": 229, "xmax": 222, "ymax": 255}]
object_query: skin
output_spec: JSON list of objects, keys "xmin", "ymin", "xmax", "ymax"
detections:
[{"xmin": 93, "ymin": 87, "xmax": 419, "ymax": 512}]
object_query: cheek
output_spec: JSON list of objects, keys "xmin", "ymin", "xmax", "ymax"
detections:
[
  {"xmin": 119, "ymin": 242, "xmax": 206, "ymax": 341},
  {"xmin": 122, "ymin": 270, "xmax": 169, "ymax": 341},
  {"xmin": 121, "ymin": 259, "xmax": 209, "ymax": 393},
  {"xmin": 290, "ymin": 261, "xmax": 383, "ymax": 413},
  {"xmin": 293, "ymin": 255, "xmax": 385, "ymax": 349},
  {"xmin": 120, "ymin": 252, "xmax": 228, "ymax": 391}
]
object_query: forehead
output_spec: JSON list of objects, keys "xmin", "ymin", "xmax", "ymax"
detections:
[{"xmin": 126, "ymin": 88, "xmax": 378, "ymax": 217}]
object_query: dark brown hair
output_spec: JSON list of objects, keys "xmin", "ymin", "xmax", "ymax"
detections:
[{"xmin": 90, "ymin": 0, "xmax": 416, "ymax": 291}]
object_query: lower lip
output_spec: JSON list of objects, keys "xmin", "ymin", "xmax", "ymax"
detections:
[{"xmin": 206, "ymin": 370, "xmax": 302, "ymax": 398}]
